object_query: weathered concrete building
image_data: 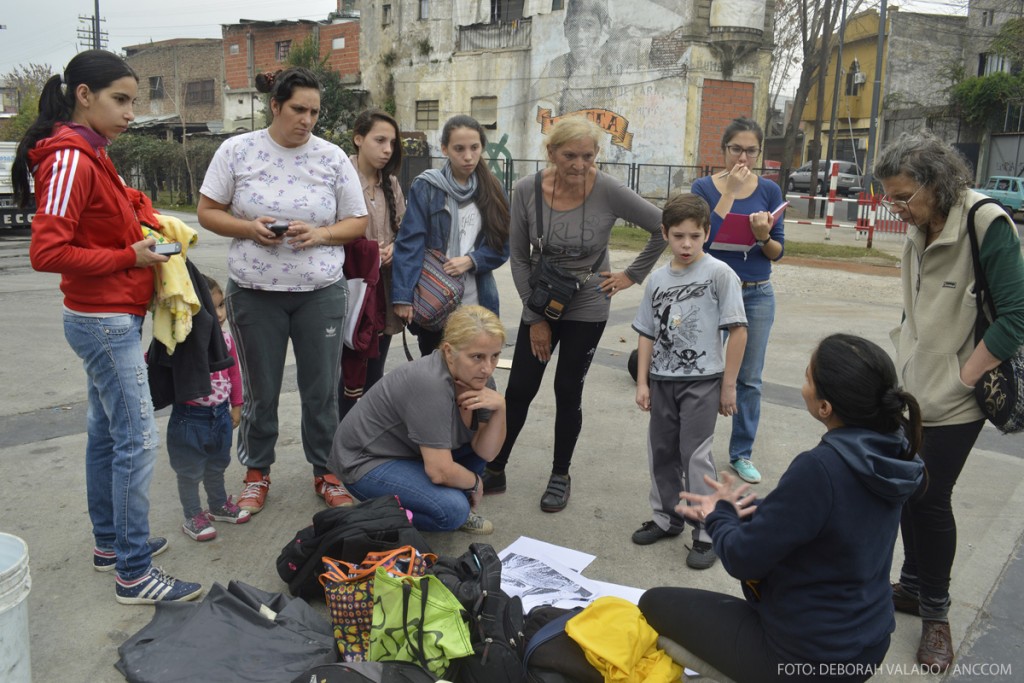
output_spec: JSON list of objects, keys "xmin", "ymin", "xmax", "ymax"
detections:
[
  {"xmin": 359, "ymin": 0, "xmax": 775, "ymax": 180},
  {"xmin": 221, "ymin": 13, "xmax": 361, "ymax": 132},
  {"xmin": 124, "ymin": 38, "xmax": 226, "ymax": 136}
]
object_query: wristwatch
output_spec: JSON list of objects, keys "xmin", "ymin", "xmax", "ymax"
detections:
[
  {"xmin": 464, "ymin": 475, "xmax": 480, "ymax": 496},
  {"xmin": 755, "ymin": 237, "xmax": 769, "ymax": 247}
]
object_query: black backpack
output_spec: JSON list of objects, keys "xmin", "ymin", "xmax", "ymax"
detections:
[
  {"xmin": 432, "ymin": 543, "xmax": 526, "ymax": 683},
  {"xmin": 276, "ymin": 495, "xmax": 432, "ymax": 600},
  {"xmin": 522, "ymin": 606, "xmax": 601, "ymax": 683}
]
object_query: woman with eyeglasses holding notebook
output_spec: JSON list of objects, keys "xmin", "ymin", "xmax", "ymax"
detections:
[{"xmin": 691, "ymin": 117, "xmax": 786, "ymax": 486}]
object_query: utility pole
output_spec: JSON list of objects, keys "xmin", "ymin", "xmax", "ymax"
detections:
[
  {"xmin": 77, "ymin": 1, "xmax": 107, "ymax": 51},
  {"xmin": 808, "ymin": 0, "xmax": 833, "ymax": 216},
  {"xmin": 865, "ymin": 0, "xmax": 888, "ymax": 189},
  {"xmin": 826, "ymin": 0, "xmax": 849, "ymax": 164}
]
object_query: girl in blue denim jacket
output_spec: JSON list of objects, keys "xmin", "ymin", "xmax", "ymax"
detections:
[{"xmin": 392, "ymin": 115, "xmax": 511, "ymax": 356}]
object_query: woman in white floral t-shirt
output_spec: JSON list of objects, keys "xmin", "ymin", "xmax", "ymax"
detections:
[{"xmin": 198, "ymin": 67, "xmax": 367, "ymax": 515}]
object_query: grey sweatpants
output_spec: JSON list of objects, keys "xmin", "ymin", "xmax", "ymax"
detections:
[
  {"xmin": 647, "ymin": 378, "xmax": 720, "ymax": 543},
  {"xmin": 226, "ymin": 279, "xmax": 348, "ymax": 476}
]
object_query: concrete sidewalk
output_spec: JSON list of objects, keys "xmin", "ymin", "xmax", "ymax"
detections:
[{"xmin": 1, "ymin": 213, "xmax": 1021, "ymax": 681}]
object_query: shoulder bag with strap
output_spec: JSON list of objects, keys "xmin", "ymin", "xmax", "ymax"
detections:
[
  {"xmin": 526, "ymin": 172, "xmax": 605, "ymax": 321},
  {"xmin": 965, "ymin": 198, "xmax": 1024, "ymax": 434}
]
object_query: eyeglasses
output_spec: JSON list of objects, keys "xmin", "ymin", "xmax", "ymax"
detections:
[
  {"xmin": 726, "ymin": 145, "xmax": 761, "ymax": 157},
  {"xmin": 879, "ymin": 185, "xmax": 922, "ymax": 213}
]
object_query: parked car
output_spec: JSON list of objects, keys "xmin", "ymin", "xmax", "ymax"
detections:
[
  {"xmin": 978, "ymin": 176, "xmax": 1024, "ymax": 213},
  {"xmin": 786, "ymin": 160, "xmax": 863, "ymax": 196}
]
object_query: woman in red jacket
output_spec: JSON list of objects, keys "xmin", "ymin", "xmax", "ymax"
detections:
[{"xmin": 12, "ymin": 50, "xmax": 202, "ymax": 604}]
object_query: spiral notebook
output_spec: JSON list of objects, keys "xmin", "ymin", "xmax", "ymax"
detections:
[{"xmin": 711, "ymin": 202, "xmax": 789, "ymax": 252}]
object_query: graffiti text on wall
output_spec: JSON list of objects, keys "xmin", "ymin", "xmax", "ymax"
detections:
[{"xmin": 537, "ymin": 107, "xmax": 634, "ymax": 150}]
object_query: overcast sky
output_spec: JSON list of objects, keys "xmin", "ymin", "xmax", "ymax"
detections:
[
  {"xmin": 0, "ymin": 0, "xmax": 339, "ymax": 76},
  {"xmin": 1, "ymin": 1, "xmax": 968, "ymax": 79}
]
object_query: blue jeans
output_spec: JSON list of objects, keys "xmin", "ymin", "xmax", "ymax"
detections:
[
  {"xmin": 345, "ymin": 445, "xmax": 485, "ymax": 532},
  {"xmin": 725, "ymin": 282, "xmax": 775, "ymax": 462},
  {"xmin": 166, "ymin": 402, "xmax": 232, "ymax": 519},
  {"xmin": 64, "ymin": 312, "xmax": 157, "ymax": 581}
]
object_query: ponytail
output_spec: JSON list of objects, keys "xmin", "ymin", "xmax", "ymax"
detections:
[
  {"xmin": 11, "ymin": 50, "xmax": 136, "ymax": 208},
  {"xmin": 811, "ymin": 333, "xmax": 923, "ymax": 458},
  {"xmin": 473, "ymin": 161, "xmax": 510, "ymax": 251},
  {"xmin": 12, "ymin": 75, "xmax": 73, "ymax": 207}
]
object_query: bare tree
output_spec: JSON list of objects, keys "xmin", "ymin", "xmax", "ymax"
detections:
[
  {"xmin": 767, "ymin": 0, "xmax": 802, "ymax": 135},
  {"xmin": 779, "ymin": 0, "xmax": 868, "ymax": 189}
]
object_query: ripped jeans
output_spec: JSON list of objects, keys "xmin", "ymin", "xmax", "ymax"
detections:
[{"xmin": 64, "ymin": 312, "xmax": 158, "ymax": 581}]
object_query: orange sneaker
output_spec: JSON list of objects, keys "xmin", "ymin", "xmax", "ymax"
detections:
[
  {"xmin": 237, "ymin": 469, "xmax": 270, "ymax": 514},
  {"xmin": 314, "ymin": 474, "xmax": 355, "ymax": 507}
]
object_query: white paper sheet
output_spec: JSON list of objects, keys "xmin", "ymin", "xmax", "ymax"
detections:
[{"xmin": 498, "ymin": 536, "xmax": 595, "ymax": 573}]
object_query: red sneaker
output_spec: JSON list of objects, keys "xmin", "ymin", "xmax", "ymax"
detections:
[
  {"xmin": 237, "ymin": 469, "xmax": 270, "ymax": 514},
  {"xmin": 314, "ymin": 474, "xmax": 355, "ymax": 507}
]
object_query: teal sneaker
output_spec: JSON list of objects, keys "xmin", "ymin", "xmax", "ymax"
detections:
[{"xmin": 730, "ymin": 459, "xmax": 762, "ymax": 484}]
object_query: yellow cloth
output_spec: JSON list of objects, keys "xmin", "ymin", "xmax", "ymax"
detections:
[
  {"xmin": 565, "ymin": 596, "xmax": 682, "ymax": 683},
  {"xmin": 146, "ymin": 215, "xmax": 199, "ymax": 354}
]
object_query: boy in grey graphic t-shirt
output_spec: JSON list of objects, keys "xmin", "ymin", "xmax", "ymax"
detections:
[{"xmin": 630, "ymin": 194, "xmax": 747, "ymax": 570}]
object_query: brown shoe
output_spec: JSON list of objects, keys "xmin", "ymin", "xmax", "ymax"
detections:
[
  {"xmin": 892, "ymin": 582, "xmax": 920, "ymax": 616},
  {"xmin": 917, "ymin": 620, "xmax": 953, "ymax": 672}
]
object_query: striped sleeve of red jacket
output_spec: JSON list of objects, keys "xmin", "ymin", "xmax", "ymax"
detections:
[{"xmin": 29, "ymin": 146, "xmax": 137, "ymax": 275}]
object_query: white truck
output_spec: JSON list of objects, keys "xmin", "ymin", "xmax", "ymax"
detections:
[{"xmin": 1, "ymin": 140, "xmax": 35, "ymax": 230}]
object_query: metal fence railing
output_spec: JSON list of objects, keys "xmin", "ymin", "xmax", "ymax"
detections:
[{"xmin": 398, "ymin": 156, "xmax": 781, "ymax": 207}]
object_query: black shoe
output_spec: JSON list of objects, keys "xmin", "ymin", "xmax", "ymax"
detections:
[
  {"xmin": 686, "ymin": 540, "xmax": 718, "ymax": 569},
  {"xmin": 540, "ymin": 473, "xmax": 571, "ymax": 513},
  {"xmin": 481, "ymin": 468, "xmax": 506, "ymax": 494},
  {"xmin": 631, "ymin": 521, "xmax": 678, "ymax": 546}
]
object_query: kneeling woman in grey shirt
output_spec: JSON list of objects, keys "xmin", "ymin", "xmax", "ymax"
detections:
[{"xmin": 328, "ymin": 306, "xmax": 506, "ymax": 534}]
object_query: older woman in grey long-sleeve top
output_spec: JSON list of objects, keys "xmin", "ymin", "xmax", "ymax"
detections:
[{"xmin": 480, "ymin": 117, "xmax": 666, "ymax": 512}]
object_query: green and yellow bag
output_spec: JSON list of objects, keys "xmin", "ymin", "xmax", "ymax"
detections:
[
  {"xmin": 320, "ymin": 546, "xmax": 436, "ymax": 661},
  {"xmin": 368, "ymin": 568, "xmax": 473, "ymax": 678}
]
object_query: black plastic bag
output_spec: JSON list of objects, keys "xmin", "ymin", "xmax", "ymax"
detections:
[{"xmin": 116, "ymin": 581, "xmax": 336, "ymax": 683}]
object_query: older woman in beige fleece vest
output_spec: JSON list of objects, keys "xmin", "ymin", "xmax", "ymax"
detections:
[{"xmin": 876, "ymin": 131, "xmax": 1024, "ymax": 673}]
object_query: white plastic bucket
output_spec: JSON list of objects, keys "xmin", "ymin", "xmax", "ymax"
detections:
[{"xmin": 0, "ymin": 533, "xmax": 31, "ymax": 683}]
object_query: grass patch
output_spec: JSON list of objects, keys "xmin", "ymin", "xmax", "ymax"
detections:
[
  {"xmin": 784, "ymin": 241, "xmax": 900, "ymax": 265},
  {"xmin": 609, "ymin": 225, "xmax": 899, "ymax": 265},
  {"xmin": 152, "ymin": 199, "xmax": 199, "ymax": 213},
  {"xmin": 609, "ymin": 224, "xmax": 656, "ymax": 251}
]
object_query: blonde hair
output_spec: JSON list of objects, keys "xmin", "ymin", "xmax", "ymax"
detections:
[
  {"xmin": 442, "ymin": 305, "xmax": 506, "ymax": 352},
  {"xmin": 546, "ymin": 116, "xmax": 602, "ymax": 157}
]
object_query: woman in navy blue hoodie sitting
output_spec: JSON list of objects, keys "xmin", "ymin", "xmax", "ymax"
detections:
[{"xmin": 640, "ymin": 334, "xmax": 926, "ymax": 682}]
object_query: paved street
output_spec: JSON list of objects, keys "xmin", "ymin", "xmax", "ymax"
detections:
[{"xmin": 1, "ymin": 213, "xmax": 1021, "ymax": 681}]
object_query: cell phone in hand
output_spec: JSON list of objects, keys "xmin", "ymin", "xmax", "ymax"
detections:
[
  {"xmin": 150, "ymin": 242, "xmax": 182, "ymax": 256},
  {"xmin": 267, "ymin": 221, "xmax": 289, "ymax": 237}
]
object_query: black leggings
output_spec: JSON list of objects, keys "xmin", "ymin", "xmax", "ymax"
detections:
[
  {"xmin": 639, "ymin": 588, "xmax": 887, "ymax": 683},
  {"xmin": 491, "ymin": 319, "xmax": 606, "ymax": 475},
  {"xmin": 899, "ymin": 420, "xmax": 984, "ymax": 619}
]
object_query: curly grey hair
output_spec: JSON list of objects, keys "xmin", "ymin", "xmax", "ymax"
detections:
[{"xmin": 874, "ymin": 130, "xmax": 972, "ymax": 218}]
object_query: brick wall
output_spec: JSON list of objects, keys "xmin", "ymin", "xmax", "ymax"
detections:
[
  {"xmin": 320, "ymin": 22, "xmax": 360, "ymax": 78},
  {"xmin": 222, "ymin": 21, "xmax": 360, "ymax": 89},
  {"xmin": 698, "ymin": 79, "xmax": 755, "ymax": 167},
  {"xmin": 125, "ymin": 40, "xmax": 223, "ymax": 122}
]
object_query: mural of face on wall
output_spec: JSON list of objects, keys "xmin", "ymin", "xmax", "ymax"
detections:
[
  {"xmin": 534, "ymin": 0, "xmax": 693, "ymax": 161},
  {"xmin": 563, "ymin": 0, "xmax": 611, "ymax": 72}
]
